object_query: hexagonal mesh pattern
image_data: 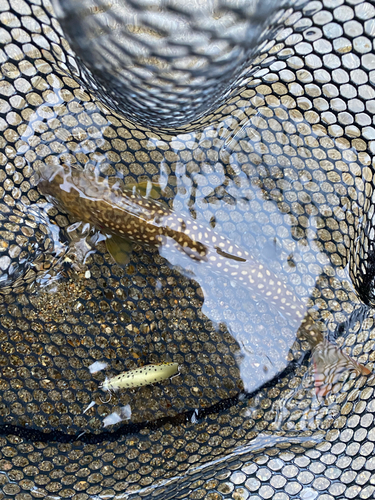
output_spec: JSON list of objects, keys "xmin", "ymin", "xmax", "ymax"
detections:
[
  {"xmin": 0, "ymin": 0, "xmax": 373, "ymax": 499},
  {"xmin": 51, "ymin": 0, "xmax": 289, "ymax": 128}
]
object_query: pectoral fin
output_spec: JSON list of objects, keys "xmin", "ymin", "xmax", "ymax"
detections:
[{"xmin": 106, "ymin": 234, "xmax": 133, "ymax": 267}]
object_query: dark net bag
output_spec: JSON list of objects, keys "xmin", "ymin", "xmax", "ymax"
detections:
[{"xmin": 0, "ymin": 0, "xmax": 374, "ymax": 499}]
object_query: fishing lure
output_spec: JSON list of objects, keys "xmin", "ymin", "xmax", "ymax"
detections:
[{"xmin": 100, "ymin": 362, "xmax": 179, "ymax": 391}]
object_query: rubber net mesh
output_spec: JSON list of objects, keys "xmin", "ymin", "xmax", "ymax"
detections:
[{"xmin": 0, "ymin": 0, "xmax": 374, "ymax": 499}]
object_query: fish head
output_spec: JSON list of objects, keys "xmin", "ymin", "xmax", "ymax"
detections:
[
  {"xmin": 36, "ymin": 164, "xmax": 66, "ymax": 197},
  {"xmin": 38, "ymin": 164, "xmax": 77, "ymax": 198},
  {"xmin": 36, "ymin": 163, "xmax": 85, "ymax": 221},
  {"xmin": 37, "ymin": 163, "xmax": 66, "ymax": 183}
]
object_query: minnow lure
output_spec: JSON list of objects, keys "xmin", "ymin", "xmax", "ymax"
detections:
[
  {"xmin": 100, "ymin": 362, "xmax": 179, "ymax": 391},
  {"xmin": 38, "ymin": 164, "xmax": 371, "ymax": 395}
]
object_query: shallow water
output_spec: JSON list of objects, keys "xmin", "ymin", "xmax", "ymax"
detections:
[{"xmin": 0, "ymin": 0, "xmax": 374, "ymax": 499}]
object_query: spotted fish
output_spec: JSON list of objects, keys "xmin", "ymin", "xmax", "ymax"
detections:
[{"xmin": 37, "ymin": 164, "xmax": 371, "ymax": 396}]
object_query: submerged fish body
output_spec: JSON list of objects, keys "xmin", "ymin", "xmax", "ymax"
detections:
[
  {"xmin": 38, "ymin": 164, "xmax": 309, "ymax": 327},
  {"xmin": 38, "ymin": 163, "xmax": 208, "ymax": 259},
  {"xmin": 38, "ymin": 164, "xmax": 371, "ymax": 395}
]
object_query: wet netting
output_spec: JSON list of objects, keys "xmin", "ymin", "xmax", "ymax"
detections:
[{"xmin": 0, "ymin": 0, "xmax": 374, "ymax": 498}]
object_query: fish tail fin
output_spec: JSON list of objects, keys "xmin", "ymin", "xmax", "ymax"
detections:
[{"xmin": 312, "ymin": 341, "xmax": 371, "ymax": 398}]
